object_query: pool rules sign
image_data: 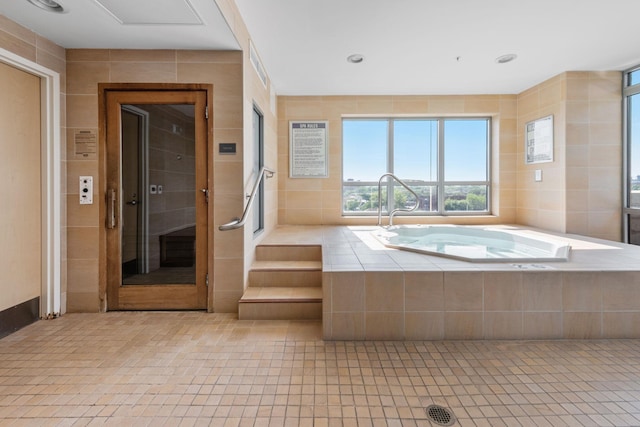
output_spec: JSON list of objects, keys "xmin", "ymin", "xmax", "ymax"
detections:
[{"xmin": 289, "ymin": 121, "xmax": 329, "ymax": 178}]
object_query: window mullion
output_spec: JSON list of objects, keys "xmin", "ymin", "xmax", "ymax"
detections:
[
  {"xmin": 387, "ymin": 119, "xmax": 394, "ymax": 214},
  {"xmin": 437, "ymin": 118, "xmax": 445, "ymax": 215}
]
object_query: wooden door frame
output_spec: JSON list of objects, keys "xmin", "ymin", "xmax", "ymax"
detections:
[{"xmin": 98, "ymin": 83, "xmax": 214, "ymax": 311}]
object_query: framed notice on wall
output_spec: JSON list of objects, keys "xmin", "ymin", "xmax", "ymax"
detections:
[
  {"xmin": 525, "ymin": 115, "xmax": 554, "ymax": 164},
  {"xmin": 289, "ymin": 121, "xmax": 329, "ymax": 178}
]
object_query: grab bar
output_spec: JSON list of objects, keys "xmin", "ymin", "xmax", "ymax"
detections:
[
  {"xmin": 377, "ymin": 173, "xmax": 420, "ymax": 227},
  {"xmin": 219, "ymin": 166, "xmax": 275, "ymax": 231}
]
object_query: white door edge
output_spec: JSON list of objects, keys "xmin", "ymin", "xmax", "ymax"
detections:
[{"xmin": 0, "ymin": 48, "xmax": 62, "ymax": 318}]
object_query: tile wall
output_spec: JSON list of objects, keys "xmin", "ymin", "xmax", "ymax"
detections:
[
  {"xmin": 278, "ymin": 73, "xmax": 622, "ymax": 243},
  {"xmin": 65, "ymin": 49, "xmax": 246, "ymax": 312},
  {"xmin": 1, "ymin": 6, "xmax": 279, "ymax": 315},
  {"xmin": 0, "ymin": 10, "xmax": 625, "ymax": 317},
  {"xmin": 325, "ymin": 270, "xmax": 640, "ymax": 340},
  {"xmin": 516, "ymin": 71, "xmax": 622, "ymax": 240},
  {"xmin": 277, "ymin": 96, "xmax": 519, "ymax": 226}
]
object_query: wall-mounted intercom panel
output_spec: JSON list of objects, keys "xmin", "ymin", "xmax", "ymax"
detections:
[{"xmin": 79, "ymin": 176, "xmax": 93, "ymax": 205}]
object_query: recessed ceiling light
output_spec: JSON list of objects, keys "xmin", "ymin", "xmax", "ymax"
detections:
[
  {"xmin": 26, "ymin": 0, "xmax": 65, "ymax": 13},
  {"xmin": 496, "ymin": 53, "xmax": 517, "ymax": 64},
  {"xmin": 347, "ymin": 54, "xmax": 364, "ymax": 64}
]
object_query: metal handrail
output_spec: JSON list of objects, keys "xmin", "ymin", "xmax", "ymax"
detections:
[
  {"xmin": 219, "ymin": 166, "xmax": 275, "ymax": 231},
  {"xmin": 377, "ymin": 173, "xmax": 420, "ymax": 227}
]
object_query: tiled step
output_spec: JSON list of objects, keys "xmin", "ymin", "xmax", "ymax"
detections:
[
  {"xmin": 251, "ymin": 260, "xmax": 322, "ymax": 271},
  {"xmin": 248, "ymin": 260, "xmax": 322, "ymax": 288},
  {"xmin": 241, "ymin": 244, "xmax": 323, "ymax": 320},
  {"xmin": 256, "ymin": 245, "xmax": 321, "ymax": 262},
  {"xmin": 238, "ymin": 287, "xmax": 322, "ymax": 320}
]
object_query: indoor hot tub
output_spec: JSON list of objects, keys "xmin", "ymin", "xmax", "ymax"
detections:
[{"xmin": 372, "ymin": 224, "xmax": 571, "ymax": 262}]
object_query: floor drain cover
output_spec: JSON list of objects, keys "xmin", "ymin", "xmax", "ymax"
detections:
[{"xmin": 426, "ymin": 404, "xmax": 455, "ymax": 426}]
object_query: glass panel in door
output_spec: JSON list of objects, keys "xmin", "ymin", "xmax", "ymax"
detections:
[{"xmin": 121, "ymin": 104, "xmax": 196, "ymax": 285}]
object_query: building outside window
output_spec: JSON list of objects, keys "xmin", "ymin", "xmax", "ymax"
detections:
[{"xmin": 342, "ymin": 117, "xmax": 490, "ymax": 216}]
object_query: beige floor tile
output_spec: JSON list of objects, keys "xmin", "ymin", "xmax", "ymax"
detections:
[{"xmin": 2, "ymin": 313, "xmax": 640, "ymax": 425}]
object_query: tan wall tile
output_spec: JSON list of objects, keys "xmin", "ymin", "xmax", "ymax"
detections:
[
  {"xmin": 444, "ymin": 312, "xmax": 483, "ymax": 339},
  {"xmin": 0, "ymin": 15, "xmax": 37, "ymax": 45},
  {"xmin": 66, "ymin": 259, "xmax": 98, "ymax": 293},
  {"xmin": 523, "ymin": 312, "xmax": 562, "ymax": 339},
  {"xmin": 283, "ymin": 209, "xmax": 323, "ymax": 225},
  {"xmin": 322, "ymin": 272, "xmax": 332, "ymax": 313},
  {"xmin": 405, "ymin": 312, "xmax": 444, "ymax": 340},
  {"xmin": 66, "ymin": 62, "xmax": 110, "ymax": 95},
  {"xmin": 66, "ymin": 49, "xmax": 110, "ymax": 61},
  {"xmin": 484, "ymin": 272, "xmax": 522, "ymax": 311},
  {"xmin": 286, "ymin": 191, "xmax": 322, "ymax": 210},
  {"xmin": 66, "ymin": 95, "xmax": 99, "ymax": 128},
  {"xmin": 66, "ymin": 195, "xmax": 99, "ymax": 227},
  {"xmin": 110, "ymin": 62, "xmax": 176, "ymax": 82},
  {"xmin": 66, "ymin": 291, "xmax": 100, "ymax": 312},
  {"xmin": 404, "ymin": 272, "xmax": 444, "ymax": 311},
  {"xmin": 0, "ymin": 29, "xmax": 36, "ymax": 62},
  {"xmin": 332, "ymin": 272, "xmax": 365, "ymax": 312},
  {"xmin": 562, "ymin": 272, "xmax": 602, "ymax": 311},
  {"xmin": 177, "ymin": 63, "xmax": 241, "ymax": 92},
  {"xmin": 213, "ymin": 258, "xmax": 244, "ymax": 292},
  {"xmin": 331, "ymin": 312, "xmax": 365, "ymax": 340},
  {"xmin": 601, "ymin": 272, "xmax": 640, "ymax": 311},
  {"xmin": 444, "ymin": 272, "xmax": 483, "ymax": 311},
  {"xmin": 109, "ymin": 49, "xmax": 176, "ymax": 62},
  {"xmin": 213, "ymin": 290, "xmax": 243, "ymax": 313},
  {"xmin": 365, "ymin": 312, "xmax": 404, "ymax": 340},
  {"xmin": 603, "ymin": 312, "xmax": 640, "ymax": 338},
  {"xmin": 177, "ymin": 50, "xmax": 242, "ymax": 63},
  {"xmin": 484, "ymin": 312, "xmax": 523, "ymax": 339},
  {"xmin": 563, "ymin": 312, "xmax": 602, "ymax": 339},
  {"xmin": 365, "ymin": 272, "xmax": 404, "ymax": 312},
  {"xmin": 566, "ymin": 75, "xmax": 590, "ymax": 101},
  {"xmin": 67, "ymin": 227, "xmax": 99, "ymax": 260},
  {"xmin": 522, "ymin": 272, "xmax": 563, "ymax": 311},
  {"xmin": 588, "ymin": 211, "xmax": 622, "ymax": 240}
]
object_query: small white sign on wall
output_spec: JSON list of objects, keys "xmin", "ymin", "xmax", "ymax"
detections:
[
  {"xmin": 289, "ymin": 121, "xmax": 329, "ymax": 178},
  {"xmin": 525, "ymin": 115, "xmax": 554, "ymax": 164}
]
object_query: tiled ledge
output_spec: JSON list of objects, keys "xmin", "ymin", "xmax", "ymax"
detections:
[{"xmin": 263, "ymin": 225, "xmax": 640, "ymax": 340}]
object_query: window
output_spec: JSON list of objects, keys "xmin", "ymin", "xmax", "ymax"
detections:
[
  {"xmin": 625, "ymin": 67, "xmax": 640, "ymax": 243},
  {"xmin": 342, "ymin": 117, "xmax": 490, "ymax": 215},
  {"xmin": 252, "ymin": 106, "xmax": 264, "ymax": 234}
]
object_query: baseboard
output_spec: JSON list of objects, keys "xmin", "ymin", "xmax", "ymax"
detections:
[{"xmin": 0, "ymin": 297, "xmax": 39, "ymax": 339}]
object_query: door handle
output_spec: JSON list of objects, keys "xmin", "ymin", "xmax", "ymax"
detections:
[
  {"xmin": 126, "ymin": 200, "xmax": 137, "ymax": 205},
  {"xmin": 201, "ymin": 188, "xmax": 209, "ymax": 203},
  {"xmin": 107, "ymin": 188, "xmax": 117, "ymax": 229}
]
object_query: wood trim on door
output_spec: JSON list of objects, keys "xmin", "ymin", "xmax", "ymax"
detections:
[{"xmin": 98, "ymin": 84, "xmax": 213, "ymax": 311}]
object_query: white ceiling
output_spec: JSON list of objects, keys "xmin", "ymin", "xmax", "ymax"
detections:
[
  {"xmin": 2, "ymin": 0, "xmax": 640, "ymax": 96},
  {"xmin": 0, "ymin": 0, "xmax": 239, "ymax": 50},
  {"xmin": 235, "ymin": 0, "xmax": 640, "ymax": 95}
]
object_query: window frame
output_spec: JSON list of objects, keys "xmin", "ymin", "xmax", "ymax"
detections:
[
  {"xmin": 623, "ymin": 66, "xmax": 640, "ymax": 243},
  {"xmin": 252, "ymin": 105, "xmax": 264, "ymax": 236},
  {"xmin": 341, "ymin": 116, "xmax": 491, "ymax": 217}
]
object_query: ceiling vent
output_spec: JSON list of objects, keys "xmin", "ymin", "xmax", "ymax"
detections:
[{"xmin": 92, "ymin": 0, "xmax": 203, "ymax": 25}]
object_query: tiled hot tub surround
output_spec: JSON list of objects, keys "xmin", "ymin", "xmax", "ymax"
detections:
[{"xmin": 263, "ymin": 225, "xmax": 640, "ymax": 341}]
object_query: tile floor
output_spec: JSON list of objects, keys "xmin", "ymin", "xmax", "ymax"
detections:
[{"xmin": 2, "ymin": 312, "xmax": 640, "ymax": 426}]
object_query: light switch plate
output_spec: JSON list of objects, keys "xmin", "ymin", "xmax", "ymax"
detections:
[{"xmin": 535, "ymin": 169, "xmax": 543, "ymax": 182}]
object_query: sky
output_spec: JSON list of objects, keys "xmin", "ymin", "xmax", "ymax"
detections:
[{"xmin": 342, "ymin": 118, "xmax": 488, "ymax": 183}]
